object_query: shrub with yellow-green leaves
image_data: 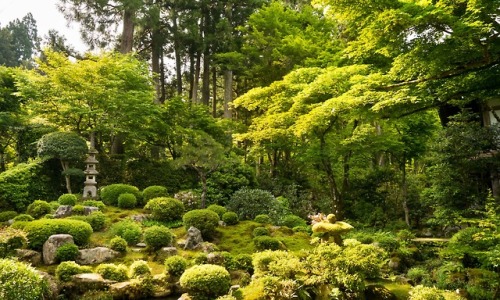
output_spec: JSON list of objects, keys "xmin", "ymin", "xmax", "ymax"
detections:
[
  {"xmin": 0, "ymin": 227, "xmax": 27, "ymax": 258},
  {"xmin": 0, "ymin": 258, "xmax": 48, "ymax": 299},
  {"xmin": 180, "ymin": 264, "xmax": 231, "ymax": 300}
]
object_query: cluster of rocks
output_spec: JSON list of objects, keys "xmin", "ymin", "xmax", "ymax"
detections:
[{"xmin": 54, "ymin": 205, "xmax": 99, "ymax": 218}]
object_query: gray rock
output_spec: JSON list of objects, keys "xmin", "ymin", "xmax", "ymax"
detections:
[
  {"xmin": 16, "ymin": 249, "xmax": 42, "ymax": 266},
  {"xmin": 37, "ymin": 271, "xmax": 59, "ymax": 299},
  {"xmin": 159, "ymin": 246, "xmax": 178, "ymax": 256},
  {"xmin": 43, "ymin": 234, "xmax": 74, "ymax": 265},
  {"xmin": 388, "ymin": 257, "xmax": 400, "ymax": 271},
  {"xmin": 72, "ymin": 273, "xmax": 111, "ymax": 291},
  {"xmin": 207, "ymin": 252, "xmax": 225, "ymax": 265},
  {"xmin": 184, "ymin": 226, "xmax": 203, "ymax": 250},
  {"xmin": 55, "ymin": 205, "xmax": 73, "ymax": 218},
  {"xmin": 110, "ymin": 281, "xmax": 132, "ymax": 296},
  {"xmin": 131, "ymin": 214, "xmax": 150, "ymax": 222},
  {"xmin": 76, "ymin": 247, "xmax": 119, "ymax": 265},
  {"xmin": 200, "ymin": 242, "xmax": 218, "ymax": 253},
  {"xmin": 218, "ymin": 220, "xmax": 226, "ymax": 227},
  {"xmin": 178, "ymin": 293, "xmax": 192, "ymax": 300},
  {"xmin": 83, "ymin": 206, "xmax": 99, "ymax": 215},
  {"xmin": 7, "ymin": 219, "xmax": 14, "ymax": 225}
]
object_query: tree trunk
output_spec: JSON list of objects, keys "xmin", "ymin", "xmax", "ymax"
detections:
[
  {"xmin": 192, "ymin": 52, "xmax": 201, "ymax": 103},
  {"xmin": 61, "ymin": 160, "xmax": 72, "ymax": 194},
  {"xmin": 0, "ymin": 150, "xmax": 5, "ymax": 172},
  {"xmin": 172, "ymin": 11, "xmax": 183, "ymax": 95},
  {"xmin": 200, "ymin": 171, "xmax": 207, "ymax": 208},
  {"xmin": 402, "ymin": 160, "xmax": 410, "ymax": 227},
  {"xmin": 201, "ymin": 9, "xmax": 211, "ymax": 106},
  {"xmin": 212, "ymin": 67, "xmax": 217, "ymax": 117},
  {"xmin": 120, "ymin": 8, "xmax": 135, "ymax": 54},
  {"xmin": 224, "ymin": 69, "xmax": 233, "ymax": 119},
  {"xmin": 151, "ymin": 28, "xmax": 162, "ymax": 104}
]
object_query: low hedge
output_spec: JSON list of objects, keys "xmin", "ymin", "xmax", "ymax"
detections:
[
  {"xmin": 99, "ymin": 184, "xmax": 142, "ymax": 206},
  {"xmin": 22, "ymin": 219, "xmax": 93, "ymax": 250}
]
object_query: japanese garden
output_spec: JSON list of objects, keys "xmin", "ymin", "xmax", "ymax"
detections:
[{"xmin": 0, "ymin": 0, "xmax": 499, "ymax": 299}]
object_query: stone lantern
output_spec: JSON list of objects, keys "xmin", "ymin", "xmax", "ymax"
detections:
[{"xmin": 83, "ymin": 148, "xmax": 99, "ymax": 199}]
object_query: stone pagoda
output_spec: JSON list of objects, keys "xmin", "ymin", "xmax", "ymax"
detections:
[{"xmin": 83, "ymin": 148, "xmax": 99, "ymax": 199}]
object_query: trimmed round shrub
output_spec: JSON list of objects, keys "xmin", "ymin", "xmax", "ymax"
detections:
[
  {"xmin": 117, "ymin": 193, "xmax": 137, "ymax": 209},
  {"xmin": 253, "ymin": 227, "xmax": 270, "ymax": 237},
  {"xmin": 183, "ymin": 209, "xmax": 220, "ymax": 239},
  {"xmin": 227, "ymin": 188, "xmax": 282, "ymax": 220},
  {"xmin": 281, "ymin": 215, "xmax": 307, "ymax": 228},
  {"xmin": 109, "ymin": 236, "xmax": 128, "ymax": 253},
  {"xmin": 408, "ymin": 285, "xmax": 448, "ymax": 300},
  {"xmin": 55, "ymin": 243, "xmax": 80, "ymax": 262},
  {"xmin": 0, "ymin": 258, "xmax": 47, "ymax": 299},
  {"xmin": 179, "ymin": 264, "xmax": 231, "ymax": 299},
  {"xmin": 144, "ymin": 197, "xmax": 184, "ymax": 222},
  {"xmin": 100, "ymin": 184, "xmax": 142, "ymax": 206},
  {"xmin": 253, "ymin": 236, "xmax": 281, "ymax": 251},
  {"xmin": 58, "ymin": 194, "xmax": 77, "ymax": 206},
  {"xmin": 0, "ymin": 211, "xmax": 18, "ymax": 222},
  {"xmin": 222, "ymin": 212, "xmax": 239, "ymax": 225},
  {"xmin": 26, "ymin": 200, "xmax": 51, "ymax": 219},
  {"xmin": 23, "ymin": 219, "xmax": 93, "ymax": 250},
  {"xmin": 129, "ymin": 260, "xmax": 152, "ymax": 278},
  {"xmin": 95, "ymin": 263, "xmax": 129, "ymax": 282},
  {"xmin": 86, "ymin": 211, "xmax": 108, "ymax": 231},
  {"xmin": 13, "ymin": 214, "xmax": 34, "ymax": 222},
  {"xmin": 72, "ymin": 205, "xmax": 85, "ymax": 215},
  {"xmin": 254, "ymin": 214, "xmax": 271, "ymax": 224},
  {"xmin": 82, "ymin": 200, "xmax": 106, "ymax": 211},
  {"xmin": 143, "ymin": 225, "xmax": 173, "ymax": 250},
  {"xmin": 43, "ymin": 214, "xmax": 55, "ymax": 219},
  {"xmin": 234, "ymin": 254, "xmax": 253, "ymax": 273},
  {"xmin": 165, "ymin": 255, "xmax": 188, "ymax": 277},
  {"xmin": 207, "ymin": 204, "xmax": 227, "ymax": 218},
  {"xmin": 56, "ymin": 261, "xmax": 92, "ymax": 282},
  {"xmin": 109, "ymin": 220, "xmax": 142, "ymax": 246},
  {"xmin": 142, "ymin": 185, "xmax": 168, "ymax": 203},
  {"xmin": 49, "ymin": 201, "xmax": 60, "ymax": 211}
]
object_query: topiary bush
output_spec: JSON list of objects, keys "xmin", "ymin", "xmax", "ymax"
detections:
[
  {"xmin": 143, "ymin": 225, "xmax": 173, "ymax": 250},
  {"xmin": 142, "ymin": 185, "xmax": 168, "ymax": 203},
  {"xmin": 254, "ymin": 214, "xmax": 271, "ymax": 224},
  {"xmin": 253, "ymin": 236, "xmax": 281, "ymax": 251},
  {"xmin": 253, "ymin": 227, "xmax": 270, "ymax": 237},
  {"xmin": 207, "ymin": 204, "xmax": 227, "ymax": 218},
  {"xmin": 55, "ymin": 243, "xmax": 80, "ymax": 262},
  {"xmin": 95, "ymin": 263, "xmax": 129, "ymax": 282},
  {"xmin": 82, "ymin": 200, "xmax": 106, "ymax": 211},
  {"xmin": 227, "ymin": 188, "xmax": 284, "ymax": 221},
  {"xmin": 222, "ymin": 212, "xmax": 239, "ymax": 225},
  {"xmin": 58, "ymin": 194, "xmax": 77, "ymax": 206},
  {"xmin": 49, "ymin": 201, "xmax": 60, "ymax": 211},
  {"xmin": 144, "ymin": 197, "xmax": 184, "ymax": 222},
  {"xmin": 99, "ymin": 184, "xmax": 142, "ymax": 206},
  {"xmin": 183, "ymin": 209, "xmax": 220, "ymax": 239},
  {"xmin": 117, "ymin": 193, "xmax": 137, "ymax": 209},
  {"xmin": 0, "ymin": 211, "xmax": 18, "ymax": 222},
  {"xmin": 234, "ymin": 254, "xmax": 253, "ymax": 274},
  {"xmin": 109, "ymin": 220, "xmax": 142, "ymax": 246},
  {"xmin": 165, "ymin": 255, "xmax": 188, "ymax": 277},
  {"xmin": 0, "ymin": 258, "xmax": 48, "ymax": 299},
  {"xmin": 179, "ymin": 264, "xmax": 231, "ymax": 299},
  {"xmin": 129, "ymin": 260, "xmax": 152, "ymax": 278},
  {"xmin": 281, "ymin": 215, "xmax": 307, "ymax": 228},
  {"xmin": 26, "ymin": 200, "xmax": 52, "ymax": 219},
  {"xmin": 56, "ymin": 261, "xmax": 92, "ymax": 282},
  {"xmin": 23, "ymin": 219, "xmax": 93, "ymax": 250},
  {"xmin": 109, "ymin": 236, "xmax": 128, "ymax": 253},
  {"xmin": 13, "ymin": 214, "xmax": 34, "ymax": 222},
  {"xmin": 85, "ymin": 211, "xmax": 108, "ymax": 231},
  {"xmin": 72, "ymin": 204, "xmax": 85, "ymax": 215}
]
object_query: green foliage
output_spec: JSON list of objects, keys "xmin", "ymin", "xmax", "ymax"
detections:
[
  {"xmin": 80, "ymin": 291, "xmax": 113, "ymax": 300},
  {"xmin": 183, "ymin": 209, "xmax": 220, "ymax": 239},
  {"xmin": 58, "ymin": 194, "xmax": 77, "ymax": 206},
  {"xmin": 37, "ymin": 131, "xmax": 87, "ymax": 162},
  {"xmin": 143, "ymin": 225, "xmax": 172, "ymax": 250},
  {"xmin": 23, "ymin": 219, "xmax": 93, "ymax": 250},
  {"xmin": 407, "ymin": 267, "xmax": 430, "ymax": 285},
  {"xmin": 174, "ymin": 190, "xmax": 201, "ymax": 210},
  {"xmin": 49, "ymin": 201, "xmax": 60, "ymax": 211},
  {"xmin": 95, "ymin": 263, "xmax": 129, "ymax": 282},
  {"xmin": 0, "ymin": 211, "xmax": 17, "ymax": 222},
  {"xmin": 465, "ymin": 268, "xmax": 499, "ymax": 300},
  {"xmin": 129, "ymin": 260, "xmax": 151, "ymax": 278},
  {"xmin": 55, "ymin": 243, "xmax": 79, "ymax": 262},
  {"xmin": 0, "ymin": 258, "xmax": 47, "ymax": 299},
  {"xmin": 207, "ymin": 204, "xmax": 227, "ymax": 218},
  {"xmin": 109, "ymin": 236, "xmax": 127, "ymax": 253},
  {"xmin": 234, "ymin": 254, "xmax": 254, "ymax": 274},
  {"xmin": 100, "ymin": 184, "xmax": 142, "ymax": 206},
  {"xmin": 435, "ymin": 262, "xmax": 466, "ymax": 290},
  {"xmin": 179, "ymin": 264, "xmax": 231, "ymax": 300},
  {"xmin": 13, "ymin": 214, "xmax": 34, "ymax": 222},
  {"xmin": 408, "ymin": 285, "xmax": 447, "ymax": 300},
  {"xmin": 254, "ymin": 214, "xmax": 271, "ymax": 224},
  {"xmin": 109, "ymin": 220, "xmax": 142, "ymax": 246},
  {"xmin": 82, "ymin": 200, "xmax": 106, "ymax": 211},
  {"xmin": 222, "ymin": 212, "xmax": 239, "ymax": 225},
  {"xmin": 56, "ymin": 261, "xmax": 92, "ymax": 282},
  {"xmin": 253, "ymin": 236, "xmax": 281, "ymax": 251},
  {"xmin": 117, "ymin": 192, "xmax": 137, "ymax": 209},
  {"xmin": 281, "ymin": 215, "xmax": 307, "ymax": 228},
  {"xmin": 142, "ymin": 185, "xmax": 168, "ymax": 202},
  {"xmin": 84, "ymin": 211, "xmax": 108, "ymax": 231},
  {"xmin": 26, "ymin": 200, "xmax": 51, "ymax": 219},
  {"xmin": 165, "ymin": 255, "xmax": 188, "ymax": 277},
  {"xmin": 144, "ymin": 197, "xmax": 184, "ymax": 222},
  {"xmin": 227, "ymin": 188, "xmax": 283, "ymax": 221},
  {"xmin": 252, "ymin": 227, "xmax": 270, "ymax": 237},
  {"xmin": 0, "ymin": 227, "xmax": 27, "ymax": 258},
  {"xmin": 72, "ymin": 204, "xmax": 85, "ymax": 215}
]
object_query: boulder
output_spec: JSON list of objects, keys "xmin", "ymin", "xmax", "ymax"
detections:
[
  {"xmin": 43, "ymin": 234, "xmax": 74, "ymax": 265},
  {"xmin": 131, "ymin": 214, "xmax": 150, "ymax": 222},
  {"xmin": 70, "ymin": 273, "xmax": 111, "ymax": 293},
  {"xmin": 110, "ymin": 281, "xmax": 133, "ymax": 297},
  {"xmin": 16, "ymin": 249, "xmax": 42, "ymax": 266},
  {"xmin": 136, "ymin": 242, "xmax": 147, "ymax": 248},
  {"xmin": 184, "ymin": 226, "xmax": 203, "ymax": 250},
  {"xmin": 83, "ymin": 206, "xmax": 99, "ymax": 216},
  {"xmin": 156, "ymin": 246, "xmax": 178, "ymax": 261},
  {"xmin": 200, "ymin": 242, "xmax": 218, "ymax": 253},
  {"xmin": 207, "ymin": 252, "xmax": 225, "ymax": 265},
  {"xmin": 77, "ymin": 247, "xmax": 119, "ymax": 265},
  {"xmin": 55, "ymin": 205, "xmax": 73, "ymax": 218}
]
